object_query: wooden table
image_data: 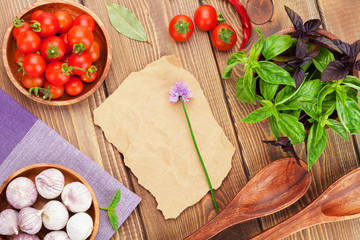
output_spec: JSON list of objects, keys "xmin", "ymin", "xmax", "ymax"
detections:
[{"xmin": 1, "ymin": 0, "xmax": 360, "ymax": 239}]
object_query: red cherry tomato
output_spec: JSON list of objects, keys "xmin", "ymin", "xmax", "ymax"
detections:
[
  {"xmin": 21, "ymin": 74, "xmax": 45, "ymax": 89},
  {"xmin": 73, "ymin": 14, "xmax": 95, "ymax": 32},
  {"xmin": 12, "ymin": 18, "xmax": 31, "ymax": 41},
  {"xmin": 33, "ymin": 12, "xmax": 59, "ymax": 38},
  {"xmin": 31, "ymin": 10, "xmax": 46, "ymax": 21},
  {"xmin": 87, "ymin": 41, "xmax": 100, "ymax": 62},
  {"xmin": 54, "ymin": 10, "xmax": 73, "ymax": 33},
  {"xmin": 64, "ymin": 76, "xmax": 83, "ymax": 96},
  {"xmin": 59, "ymin": 33, "xmax": 73, "ymax": 55},
  {"xmin": 40, "ymin": 36, "xmax": 66, "ymax": 61},
  {"xmin": 67, "ymin": 25, "xmax": 94, "ymax": 54},
  {"xmin": 14, "ymin": 49, "xmax": 25, "ymax": 63},
  {"xmin": 17, "ymin": 30, "xmax": 41, "ymax": 54},
  {"xmin": 68, "ymin": 53, "xmax": 92, "ymax": 75},
  {"xmin": 80, "ymin": 65, "xmax": 97, "ymax": 83},
  {"xmin": 23, "ymin": 53, "xmax": 46, "ymax": 77},
  {"xmin": 62, "ymin": 55, "xmax": 70, "ymax": 63},
  {"xmin": 169, "ymin": 15, "xmax": 194, "ymax": 42},
  {"xmin": 45, "ymin": 61, "xmax": 72, "ymax": 86},
  {"xmin": 211, "ymin": 24, "xmax": 237, "ymax": 51},
  {"xmin": 194, "ymin": 5, "xmax": 217, "ymax": 31},
  {"xmin": 43, "ymin": 81, "xmax": 64, "ymax": 99}
]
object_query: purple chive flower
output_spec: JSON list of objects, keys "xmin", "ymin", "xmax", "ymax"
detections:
[{"xmin": 169, "ymin": 81, "xmax": 194, "ymax": 103}]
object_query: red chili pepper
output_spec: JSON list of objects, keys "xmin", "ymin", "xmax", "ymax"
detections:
[{"xmin": 228, "ymin": 0, "xmax": 251, "ymax": 50}]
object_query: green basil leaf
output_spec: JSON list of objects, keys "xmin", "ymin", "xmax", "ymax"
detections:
[
  {"xmin": 241, "ymin": 106, "xmax": 273, "ymax": 123},
  {"xmin": 277, "ymin": 113, "xmax": 305, "ymax": 145},
  {"xmin": 106, "ymin": 3, "xmax": 148, "ymax": 42},
  {"xmin": 346, "ymin": 87, "xmax": 360, "ymax": 104},
  {"xmin": 336, "ymin": 93, "xmax": 349, "ymax": 133},
  {"xmin": 243, "ymin": 68, "xmax": 256, "ymax": 104},
  {"xmin": 284, "ymin": 109, "xmax": 301, "ymax": 119},
  {"xmin": 260, "ymin": 79, "xmax": 278, "ymax": 100},
  {"xmin": 313, "ymin": 47, "xmax": 335, "ymax": 72},
  {"xmin": 222, "ymin": 52, "xmax": 248, "ymax": 79},
  {"xmin": 249, "ymin": 29, "xmax": 265, "ymax": 61},
  {"xmin": 313, "ymin": 121, "xmax": 325, "ymax": 145},
  {"xmin": 317, "ymin": 84, "xmax": 335, "ymax": 112},
  {"xmin": 109, "ymin": 189, "xmax": 121, "ymax": 209},
  {"xmin": 262, "ymin": 35, "xmax": 296, "ymax": 60},
  {"xmin": 327, "ymin": 119, "xmax": 349, "ymax": 141},
  {"xmin": 342, "ymin": 98, "xmax": 360, "ymax": 134},
  {"xmin": 269, "ymin": 115, "xmax": 281, "ymax": 140},
  {"xmin": 307, "ymin": 122, "xmax": 327, "ymax": 170},
  {"xmin": 343, "ymin": 75, "xmax": 360, "ymax": 91},
  {"xmin": 299, "ymin": 102, "xmax": 320, "ymax": 121},
  {"xmin": 108, "ymin": 211, "xmax": 119, "ymax": 231},
  {"xmin": 256, "ymin": 61, "xmax": 296, "ymax": 87},
  {"xmin": 275, "ymin": 85, "xmax": 296, "ymax": 104},
  {"xmin": 297, "ymin": 80, "xmax": 324, "ymax": 102},
  {"xmin": 236, "ymin": 77, "xmax": 251, "ymax": 103}
]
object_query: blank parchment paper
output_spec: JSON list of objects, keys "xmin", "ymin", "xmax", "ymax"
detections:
[{"xmin": 93, "ymin": 56, "xmax": 235, "ymax": 219}]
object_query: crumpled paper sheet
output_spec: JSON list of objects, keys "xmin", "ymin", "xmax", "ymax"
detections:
[{"xmin": 93, "ymin": 56, "xmax": 235, "ymax": 219}]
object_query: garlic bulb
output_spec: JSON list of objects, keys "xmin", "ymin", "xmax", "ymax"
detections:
[
  {"xmin": 61, "ymin": 182, "xmax": 92, "ymax": 213},
  {"xmin": 6, "ymin": 177, "xmax": 38, "ymax": 209},
  {"xmin": 0, "ymin": 209, "xmax": 19, "ymax": 235},
  {"xmin": 18, "ymin": 207, "xmax": 44, "ymax": 235},
  {"xmin": 42, "ymin": 200, "xmax": 69, "ymax": 230},
  {"xmin": 13, "ymin": 233, "xmax": 40, "ymax": 240},
  {"xmin": 44, "ymin": 231, "xmax": 71, "ymax": 240},
  {"xmin": 35, "ymin": 168, "xmax": 65, "ymax": 199},
  {"xmin": 66, "ymin": 213, "xmax": 93, "ymax": 240}
]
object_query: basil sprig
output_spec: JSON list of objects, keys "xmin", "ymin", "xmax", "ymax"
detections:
[{"xmin": 101, "ymin": 189, "xmax": 121, "ymax": 231}]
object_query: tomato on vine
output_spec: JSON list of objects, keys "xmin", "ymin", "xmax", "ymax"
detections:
[
  {"xmin": 169, "ymin": 15, "xmax": 194, "ymax": 42},
  {"xmin": 12, "ymin": 17, "xmax": 31, "ymax": 40},
  {"xmin": 67, "ymin": 25, "xmax": 94, "ymax": 54},
  {"xmin": 64, "ymin": 76, "xmax": 83, "ymax": 96},
  {"xmin": 194, "ymin": 5, "xmax": 218, "ymax": 31},
  {"xmin": 17, "ymin": 30, "xmax": 41, "ymax": 54},
  {"xmin": 73, "ymin": 14, "xmax": 95, "ymax": 32},
  {"xmin": 30, "ymin": 10, "xmax": 45, "ymax": 21},
  {"xmin": 40, "ymin": 36, "xmax": 66, "ymax": 61},
  {"xmin": 87, "ymin": 41, "xmax": 100, "ymax": 62},
  {"xmin": 14, "ymin": 49, "xmax": 25, "ymax": 64},
  {"xmin": 68, "ymin": 53, "xmax": 92, "ymax": 75},
  {"xmin": 43, "ymin": 81, "xmax": 64, "ymax": 99},
  {"xmin": 211, "ymin": 24, "xmax": 237, "ymax": 51},
  {"xmin": 45, "ymin": 61, "xmax": 84, "ymax": 86},
  {"xmin": 22, "ymin": 53, "xmax": 46, "ymax": 77},
  {"xmin": 31, "ymin": 12, "xmax": 59, "ymax": 38},
  {"xmin": 21, "ymin": 74, "xmax": 45, "ymax": 89},
  {"xmin": 54, "ymin": 10, "xmax": 73, "ymax": 34}
]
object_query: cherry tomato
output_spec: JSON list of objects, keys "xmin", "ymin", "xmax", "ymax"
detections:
[
  {"xmin": 31, "ymin": 10, "xmax": 46, "ymax": 21},
  {"xmin": 211, "ymin": 24, "xmax": 237, "ymax": 51},
  {"xmin": 14, "ymin": 49, "xmax": 25, "ymax": 63},
  {"xmin": 194, "ymin": 5, "xmax": 217, "ymax": 31},
  {"xmin": 67, "ymin": 25, "xmax": 94, "ymax": 54},
  {"xmin": 40, "ymin": 36, "xmax": 66, "ymax": 61},
  {"xmin": 59, "ymin": 33, "xmax": 73, "ymax": 55},
  {"xmin": 21, "ymin": 74, "xmax": 45, "ymax": 89},
  {"xmin": 62, "ymin": 55, "xmax": 70, "ymax": 63},
  {"xmin": 54, "ymin": 10, "xmax": 73, "ymax": 33},
  {"xmin": 33, "ymin": 12, "xmax": 59, "ymax": 38},
  {"xmin": 45, "ymin": 61, "xmax": 72, "ymax": 86},
  {"xmin": 169, "ymin": 15, "xmax": 194, "ymax": 42},
  {"xmin": 64, "ymin": 76, "xmax": 83, "ymax": 96},
  {"xmin": 12, "ymin": 17, "xmax": 31, "ymax": 40},
  {"xmin": 17, "ymin": 30, "xmax": 41, "ymax": 54},
  {"xmin": 87, "ymin": 41, "xmax": 100, "ymax": 62},
  {"xmin": 73, "ymin": 14, "xmax": 95, "ymax": 32},
  {"xmin": 68, "ymin": 53, "xmax": 92, "ymax": 75},
  {"xmin": 43, "ymin": 81, "xmax": 64, "ymax": 99},
  {"xmin": 23, "ymin": 53, "xmax": 46, "ymax": 77},
  {"xmin": 80, "ymin": 65, "xmax": 97, "ymax": 83}
]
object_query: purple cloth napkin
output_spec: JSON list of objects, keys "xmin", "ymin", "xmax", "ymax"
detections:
[{"xmin": 0, "ymin": 89, "xmax": 141, "ymax": 240}]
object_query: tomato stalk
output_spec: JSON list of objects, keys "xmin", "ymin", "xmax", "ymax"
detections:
[
  {"xmin": 86, "ymin": 65, "xmax": 97, "ymax": 78},
  {"xmin": 73, "ymin": 43, "xmax": 86, "ymax": 55},
  {"xmin": 46, "ymin": 45, "xmax": 60, "ymax": 59},
  {"xmin": 16, "ymin": 59, "xmax": 25, "ymax": 75},
  {"xmin": 217, "ymin": 13, "xmax": 225, "ymax": 23},
  {"xmin": 12, "ymin": 17, "xmax": 25, "ymax": 27},
  {"xmin": 218, "ymin": 28, "xmax": 234, "ymax": 44},
  {"xmin": 29, "ymin": 86, "xmax": 52, "ymax": 101},
  {"xmin": 30, "ymin": 20, "xmax": 41, "ymax": 32},
  {"xmin": 174, "ymin": 20, "xmax": 190, "ymax": 34},
  {"xmin": 61, "ymin": 63, "xmax": 84, "ymax": 75}
]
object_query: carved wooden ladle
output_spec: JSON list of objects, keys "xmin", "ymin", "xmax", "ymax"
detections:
[
  {"xmin": 250, "ymin": 167, "xmax": 360, "ymax": 240},
  {"xmin": 184, "ymin": 157, "xmax": 312, "ymax": 240}
]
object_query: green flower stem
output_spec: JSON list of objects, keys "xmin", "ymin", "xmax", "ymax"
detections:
[{"xmin": 180, "ymin": 97, "xmax": 219, "ymax": 212}]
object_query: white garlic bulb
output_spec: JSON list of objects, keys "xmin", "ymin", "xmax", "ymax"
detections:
[
  {"xmin": 44, "ymin": 231, "xmax": 71, "ymax": 240},
  {"xmin": 66, "ymin": 213, "xmax": 93, "ymax": 240},
  {"xmin": 18, "ymin": 207, "xmax": 44, "ymax": 235},
  {"xmin": 42, "ymin": 200, "xmax": 69, "ymax": 230},
  {"xmin": 35, "ymin": 168, "xmax": 65, "ymax": 199},
  {"xmin": 13, "ymin": 233, "xmax": 40, "ymax": 240},
  {"xmin": 6, "ymin": 177, "xmax": 38, "ymax": 209},
  {"xmin": 61, "ymin": 182, "xmax": 92, "ymax": 213},
  {"xmin": 0, "ymin": 209, "xmax": 19, "ymax": 235}
]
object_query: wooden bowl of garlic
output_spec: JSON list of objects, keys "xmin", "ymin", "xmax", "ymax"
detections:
[{"xmin": 0, "ymin": 163, "xmax": 99, "ymax": 240}]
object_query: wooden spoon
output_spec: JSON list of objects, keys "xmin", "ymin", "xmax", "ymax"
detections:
[
  {"xmin": 250, "ymin": 167, "xmax": 360, "ymax": 240},
  {"xmin": 184, "ymin": 157, "xmax": 312, "ymax": 240}
]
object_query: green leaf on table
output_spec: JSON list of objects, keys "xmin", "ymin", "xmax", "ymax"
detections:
[
  {"xmin": 241, "ymin": 106, "xmax": 273, "ymax": 123},
  {"xmin": 243, "ymin": 68, "xmax": 257, "ymax": 104},
  {"xmin": 109, "ymin": 189, "xmax": 121, "ymax": 209},
  {"xmin": 222, "ymin": 52, "xmax": 248, "ymax": 79},
  {"xmin": 277, "ymin": 113, "xmax": 305, "ymax": 145},
  {"xmin": 307, "ymin": 122, "xmax": 327, "ymax": 170},
  {"xmin": 262, "ymin": 34, "xmax": 296, "ymax": 60},
  {"xmin": 255, "ymin": 61, "xmax": 296, "ymax": 87},
  {"xmin": 100, "ymin": 188, "xmax": 121, "ymax": 232},
  {"xmin": 327, "ymin": 119, "xmax": 349, "ymax": 141},
  {"xmin": 313, "ymin": 47, "xmax": 335, "ymax": 72},
  {"xmin": 249, "ymin": 29, "xmax": 265, "ymax": 61},
  {"xmin": 259, "ymin": 79, "xmax": 278, "ymax": 100},
  {"xmin": 269, "ymin": 115, "xmax": 281, "ymax": 140},
  {"xmin": 108, "ymin": 211, "xmax": 119, "ymax": 231},
  {"xmin": 106, "ymin": 3, "xmax": 148, "ymax": 42}
]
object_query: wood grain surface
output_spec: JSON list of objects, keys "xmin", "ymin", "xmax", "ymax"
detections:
[{"xmin": 0, "ymin": 0, "xmax": 360, "ymax": 239}]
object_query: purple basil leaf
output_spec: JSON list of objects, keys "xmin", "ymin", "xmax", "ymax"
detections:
[
  {"xmin": 351, "ymin": 40, "xmax": 360, "ymax": 59},
  {"xmin": 304, "ymin": 19, "xmax": 321, "ymax": 33},
  {"xmin": 306, "ymin": 45, "xmax": 320, "ymax": 59},
  {"xmin": 293, "ymin": 67, "xmax": 305, "ymax": 88},
  {"xmin": 321, "ymin": 60, "xmax": 349, "ymax": 81},
  {"xmin": 355, "ymin": 60, "xmax": 360, "ymax": 71},
  {"xmin": 284, "ymin": 6, "xmax": 303, "ymax": 30},
  {"xmin": 292, "ymin": 29, "xmax": 304, "ymax": 39},
  {"xmin": 296, "ymin": 38, "xmax": 307, "ymax": 58},
  {"xmin": 288, "ymin": 59, "xmax": 302, "ymax": 68},
  {"xmin": 273, "ymin": 61, "xmax": 288, "ymax": 68},
  {"xmin": 311, "ymin": 37, "xmax": 342, "ymax": 53},
  {"xmin": 332, "ymin": 39, "xmax": 352, "ymax": 56}
]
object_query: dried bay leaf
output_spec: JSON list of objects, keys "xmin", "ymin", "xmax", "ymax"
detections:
[{"xmin": 106, "ymin": 3, "xmax": 148, "ymax": 42}]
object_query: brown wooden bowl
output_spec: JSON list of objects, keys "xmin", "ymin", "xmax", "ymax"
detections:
[
  {"xmin": 2, "ymin": 0, "xmax": 112, "ymax": 106},
  {"xmin": 0, "ymin": 163, "xmax": 100, "ymax": 239}
]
